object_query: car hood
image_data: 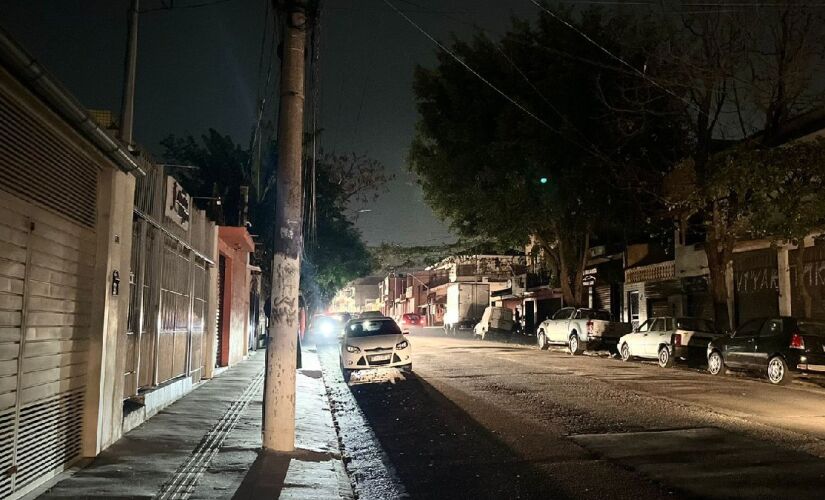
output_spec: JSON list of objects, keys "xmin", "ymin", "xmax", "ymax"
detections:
[{"xmin": 345, "ymin": 334, "xmax": 405, "ymax": 350}]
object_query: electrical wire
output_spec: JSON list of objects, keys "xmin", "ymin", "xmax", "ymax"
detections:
[
  {"xmin": 527, "ymin": 0, "xmax": 705, "ymax": 116},
  {"xmin": 381, "ymin": 0, "xmax": 554, "ymax": 131},
  {"xmin": 139, "ymin": 0, "xmax": 232, "ymax": 14}
]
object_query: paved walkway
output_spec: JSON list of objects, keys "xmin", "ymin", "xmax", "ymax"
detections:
[{"xmin": 32, "ymin": 350, "xmax": 352, "ymax": 500}]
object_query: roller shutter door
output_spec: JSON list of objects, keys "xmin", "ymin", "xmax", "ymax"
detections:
[
  {"xmin": 0, "ymin": 78, "xmax": 99, "ymax": 498},
  {"xmin": 0, "ymin": 192, "xmax": 95, "ymax": 497}
]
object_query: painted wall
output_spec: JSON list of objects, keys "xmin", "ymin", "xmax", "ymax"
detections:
[{"xmin": 217, "ymin": 227, "xmax": 254, "ymax": 367}]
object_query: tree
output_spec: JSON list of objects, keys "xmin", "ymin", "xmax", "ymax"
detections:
[
  {"xmin": 410, "ymin": 9, "xmax": 685, "ymax": 306},
  {"xmin": 160, "ymin": 131, "xmax": 386, "ymax": 312},
  {"xmin": 650, "ymin": 4, "xmax": 825, "ymax": 328}
]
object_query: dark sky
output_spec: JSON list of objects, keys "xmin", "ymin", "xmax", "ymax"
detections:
[{"xmin": 0, "ymin": 0, "xmax": 537, "ymax": 246}]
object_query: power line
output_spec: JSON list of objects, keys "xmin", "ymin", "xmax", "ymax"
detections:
[
  {"xmin": 381, "ymin": 0, "xmax": 555, "ymax": 131},
  {"xmin": 527, "ymin": 0, "xmax": 705, "ymax": 116},
  {"xmin": 139, "ymin": 0, "xmax": 232, "ymax": 14}
]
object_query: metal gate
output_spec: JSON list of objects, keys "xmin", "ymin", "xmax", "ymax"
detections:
[
  {"xmin": 0, "ymin": 192, "xmax": 94, "ymax": 497},
  {"xmin": 124, "ymin": 161, "xmax": 215, "ymax": 397},
  {"xmin": 0, "ymin": 81, "xmax": 99, "ymax": 497}
]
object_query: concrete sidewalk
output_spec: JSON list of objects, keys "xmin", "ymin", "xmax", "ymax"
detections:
[{"xmin": 31, "ymin": 349, "xmax": 352, "ymax": 500}]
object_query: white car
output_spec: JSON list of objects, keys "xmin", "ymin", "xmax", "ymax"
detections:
[
  {"xmin": 618, "ymin": 316, "xmax": 718, "ymax": 367},
  {"xmin": 340, "ymin": 317, "xmax": 412, "ymax": 382}
]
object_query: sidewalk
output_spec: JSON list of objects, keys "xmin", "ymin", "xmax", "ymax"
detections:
[{"xmin": 32, "ymin": 349, "xmax": 352, "ymax": 500}]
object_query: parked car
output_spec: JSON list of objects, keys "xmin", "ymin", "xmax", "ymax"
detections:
[
  {"xmin": 398, "ymin": 313, "xmax": 424, "ymax": 328},
  {"xmin": 537, "ymin": 307, "xmax": 630, "ymax": 355},
  {"xmin": 473, "ymin": 306, "xmax": 514, "ymax": 341},
  {"xmin": 618, "ymin": 316, "xmax": 719, "ymax": 367},
  {"xmin": 340, "ymin": 317, "xmax": 412, "ymax": 382},
  {"xmin": 307, "ymin": 314, "xmax": 345, "ymax": 345},
  {"xmin": 707, "ymin": 316, "xmax": 825, "ymax": 385}
]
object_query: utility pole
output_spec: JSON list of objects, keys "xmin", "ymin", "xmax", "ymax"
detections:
[
  {"xmin": 263, "ymin": 0, "xmax": 307, "ymax": 452},
  {"xmin": 120, "ymin": 0, "xmax": 139, "ymax": 145}
]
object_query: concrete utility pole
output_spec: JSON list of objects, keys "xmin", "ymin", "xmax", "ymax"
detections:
[
  {"xmin": 120, "ymin": 0, "xmax": 139, "ymax": 145},
  {"xmin": 263, "ymin": 0, "xmax": 307, "ymax": 452}
]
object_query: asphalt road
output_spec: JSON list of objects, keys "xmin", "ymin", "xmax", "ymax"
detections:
[{"xmin": 317, "ymin": 328, "xmax": 825, "ymax": 500}]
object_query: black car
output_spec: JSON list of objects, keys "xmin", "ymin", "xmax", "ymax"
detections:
[{"xmin": 707, "ymin": 316, "xmax": 825, "ymax": 385}]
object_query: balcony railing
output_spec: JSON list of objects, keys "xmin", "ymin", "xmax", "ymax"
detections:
[{"xmin": 625, "ymin": 261, "xmax": 675, "ymax": 284}]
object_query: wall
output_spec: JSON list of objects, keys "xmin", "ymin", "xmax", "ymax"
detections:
[{"xmin": 217, "ymin": 227, "xmax": 254, "ymax": 367}]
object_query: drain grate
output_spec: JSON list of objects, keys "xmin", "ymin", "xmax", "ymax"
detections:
[{"xmin": 155, "ymin": 369, "xmax": 265, "ymax": 499}]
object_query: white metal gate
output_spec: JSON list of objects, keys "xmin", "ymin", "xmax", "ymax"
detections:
[{"xmin": 0, "ymin": 191, "xmax": 94, "ymax": 497}]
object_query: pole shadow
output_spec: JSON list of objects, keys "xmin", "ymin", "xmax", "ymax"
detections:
[{"xmin": 348, "ymin": 375, "xmax": 572, "ymax": 500}]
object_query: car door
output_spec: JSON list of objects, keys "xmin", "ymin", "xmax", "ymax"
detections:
[
  {"xmin": 650, "ymin": 317, "xmax": 675, "ymax": 354},
  {"xmin": 725, "ymin": 319, "xmax": 764, "ymax": 368},
  {"xmin": 548, "ymin": 308, "xmax": 574, "ymax": 343},
  {"xmin": 625, "ymin": 318, "xmax": 653, "ymax": 356},
  {"xmin": 642, "ymin": 318, "xmax": 666, "ymax": 356},
  {"xmin": 753, "ymin": 318, "xmax": 785, "ymax": 369}
]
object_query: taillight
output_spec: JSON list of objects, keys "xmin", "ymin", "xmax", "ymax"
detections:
[
  {"xmin": 586, "ymin": 321, "xmax": 594, "ymax": 334},
  {"xmin": 673, "ymin": 334, "xmax": 681, "ymax": 347},
  {"xmin": 790, "ymin": 332, "xmax": 805, "ymax": 350}
]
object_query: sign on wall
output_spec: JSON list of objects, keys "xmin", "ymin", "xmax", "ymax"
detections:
[{"xmin": 165, "ymin": 177, "xmax": 191, "ymax": 231}]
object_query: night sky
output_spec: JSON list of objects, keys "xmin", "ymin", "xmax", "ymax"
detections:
[{"xmin": 0, "ymin": 0, "xmax": 537, "ymax": 245}]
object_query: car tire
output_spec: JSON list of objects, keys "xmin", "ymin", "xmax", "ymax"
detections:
[
  {"xmin": 569, "ymin": 333, "xmax": 583, "ymax": 356},
  {"xmin": 767, "ymin": 356, "xmax": 792, "ymax": 385},
  {"xmin": 342, "ymin": 368, "xmax": 352, "ymax": 383},
  {"xmin": 707, "ymin": 351, "xmax": 725, "ymax": 376},
  {"xmin": 658, "ymin": 346, "xmax": 674, "ymax": 368},
  {"xmin": 620, "ymin": 343, "xmax": 631, "ymax": 362},
  {"xmin": 538, "ymin": 330, "xmax": 549, "ymax": 350}
]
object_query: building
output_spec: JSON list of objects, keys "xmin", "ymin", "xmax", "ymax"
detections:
[
  {"xmin": 330, "ymin": 276, "xmax": 382, "ymax": 313},
  {"xmin": 0, "ymin": 28, "xmax": 258, "ymax": 498}
]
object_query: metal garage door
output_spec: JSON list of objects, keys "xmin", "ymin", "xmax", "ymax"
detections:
[
  {"xmin": 0, "ymin": 192, "xmax": 95, "ymax": 497},
  {"xmin": 0, "ymin": 81, "xmax": 98, "ymax": 498}
]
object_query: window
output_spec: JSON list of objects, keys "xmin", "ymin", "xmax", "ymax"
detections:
[
  {"xmin": 636, "ymin": 319, "xmax": 653, "ymax": 332},
  {"xmin": 734, "ymin": 319, "xmax": 765, "ymax": 338},
  {"xmin": 347, "ymin": 319, "xmax": 402, "ymax": 337},
  {"xmin": 759, "ymin": 319, "xmax": 783, "ymax": 337},
  {"xmin": 663, "ymin": 318, "xmax": 676, "ymax": 331},
  {"xmin": 649, "ymin": 319, "xmax": 665, "ymax": 332},
  {"xmin": 577, "ymin": 309, "xmax": 612, "ymax": 321},
  {"xmin": 553, "ymin": 308, "xmax": 574, "ymax": 320},
  {"xmin": 676, "ymin": 318, "xmax": 715, "ymax": 333}
]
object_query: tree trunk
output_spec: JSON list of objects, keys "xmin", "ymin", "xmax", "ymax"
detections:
[
  {"xmin": 705, "ymin": 203, "xmax": 733, "ymax": 331},
  {"xmin": 796, "ymin": 244, "xmax": 813, "ymax": 317}
]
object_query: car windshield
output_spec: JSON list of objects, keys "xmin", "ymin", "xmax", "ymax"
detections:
[
  {"xmin": 578, "ymin": 309, "xmax": 611, "ymax": 321},
  {"xmin": 404, "ymin": 314, "xmax": 420, "ymax": 320},
  {"xmin": 347, "ymin": 319, "xmax": 402, "ymax": 337},
  {"xmin": 675, "ymin": 318, "xmax": 715, "ymax": 333},
  {"xmin": 798, "ymin": 321, "xmax": 825, "ymax": 337}
]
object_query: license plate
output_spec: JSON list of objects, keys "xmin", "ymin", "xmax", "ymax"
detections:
[{"xmin": 370, "ymin": 354, "xmax": 391, "ymax": 362}]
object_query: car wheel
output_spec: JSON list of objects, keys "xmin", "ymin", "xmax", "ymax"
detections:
[
  {"xmin": 620, "ymin": 343, "xmax": 631, "ymax": 362},
  {"xmin": 707, "ymin": 351, "xmax": 724, "ymax": 376},
  {"xmin": 538, "ymin": 330, "xmax": 549, "ymax": 350},
  {"xmin": 569, "ymin": 334, "xmax": 583, "ymax": 356},
  {"xmin": 658, "ymin": 346, "xmax": 674, "ymax": 368},
  {"xmin": 342, "ymin": 368, "xmax": 352, "ymax": 383},
  {"xmin": 767, "ymin": 356, "xmax": 792, "ymax": 385}
]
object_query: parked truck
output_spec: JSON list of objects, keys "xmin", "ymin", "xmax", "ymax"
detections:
[
  {"xmin": 536, "ymin": 307, "xmax": 631, "ymax": 355},
  {"xmin": 444, "ymin": 282, "xmax": 490, "ymax": 336}
]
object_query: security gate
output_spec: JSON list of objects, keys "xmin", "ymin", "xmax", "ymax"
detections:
[{"xmin": 0, "ymin": 192, "xmax": 94, "ymax": 497}]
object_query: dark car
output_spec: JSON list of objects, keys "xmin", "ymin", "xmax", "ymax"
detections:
[{"xmin": 707, "ymin": 316, "xmax": 825, "ymax": 385}]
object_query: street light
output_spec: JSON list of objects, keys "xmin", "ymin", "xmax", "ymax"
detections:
[{"xmin": 192, "ymin": 196, "xmax": 222, "ymax": 206}]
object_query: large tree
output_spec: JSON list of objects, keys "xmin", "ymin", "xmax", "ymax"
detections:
[
  {"xmin": 410, "ymin": 9, "xmax": 686, "ymax": 306},
  {"xmin": 160, "ymin": 131, "xmax": 385, "ymax": 312}
]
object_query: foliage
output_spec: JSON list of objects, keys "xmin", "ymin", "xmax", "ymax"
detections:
[
  {"xmin": 410, "ymin": 9, "xmax": 686, "ymax": 305},
  {"xmin": 160, "ymin": 131, "xmax": 386, "ymax": 312}
]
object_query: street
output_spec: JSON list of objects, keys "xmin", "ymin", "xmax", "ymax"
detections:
[{"xmin": 318, "ymin": 329, "xmax": 825, "ymax": 500}]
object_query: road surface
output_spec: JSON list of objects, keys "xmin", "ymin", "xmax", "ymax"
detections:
[{"xmin": 317, "ymin": 328, "xmax": 825, "ymax": 499}]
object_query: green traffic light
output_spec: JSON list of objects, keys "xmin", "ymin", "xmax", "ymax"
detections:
[{"xmin": 540, "ymin": 177, "xmax": 548, "ymax": 184}]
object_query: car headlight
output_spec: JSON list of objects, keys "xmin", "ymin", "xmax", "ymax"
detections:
[
  {"xmin": 395, "ymin": 340, "xmax": 409, "ymax": 350},
  {"xmin": 346, "ymin": 345, "xmax": 360, "ymax": 353},
  {"xmin": 320, "ymin": 322, "xmax": 335, "ymax": 336}
]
